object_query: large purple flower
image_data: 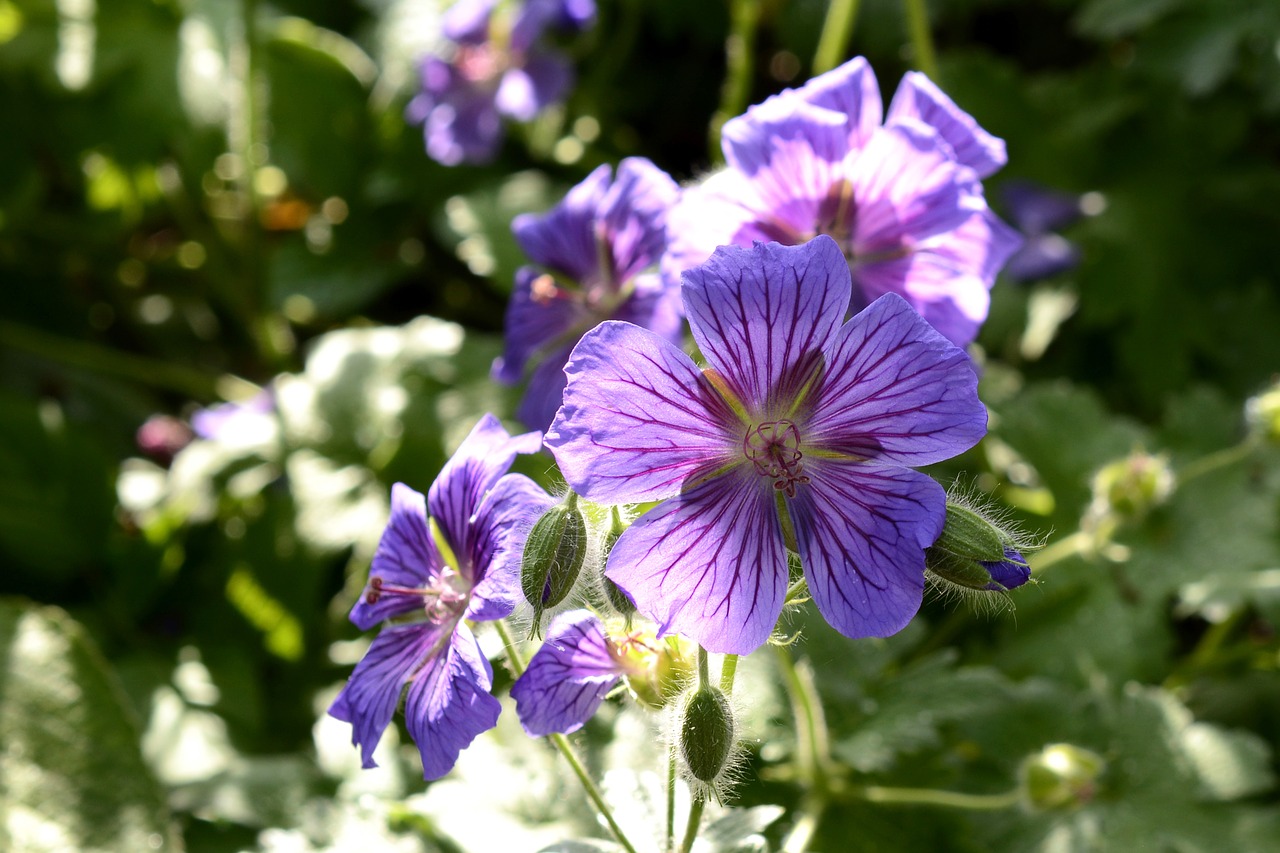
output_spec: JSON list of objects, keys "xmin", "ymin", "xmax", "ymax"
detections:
[
  {"xmin": 493, "ymin": 157, "xmax": 682, "ymax": 430},
  {"xmin": 664, "ymin": 57, "xmax": 1020, "ymax": 347},
  {"xmin": 546, "ymin": 237, "xmax": 987, "ymax": 655},
  {"xmin": 329, "ymin": 414, "xmax": 552, "ymax": 779},
  {"xmin": 406, "ymin": 0, "xmax": 595, "ymax": 166}
]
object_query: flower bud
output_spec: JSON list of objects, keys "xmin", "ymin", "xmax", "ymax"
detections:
[
  {"xmin": 1089, "ymin": 450, "xmax": 1174, "ymax": 523},
  {"xmin": 622, "ymin": 635, "xmax": 695, "ymax": 710},
  {"xmin": 521, "ymin": 492, "xmax": 588, "ymax": 636},
  {"xmin": 599, "ymin": 508, "xmax": 636, "ymax": 622},
  {"xmin": 1246, "ymin": 380, "xmax": 1280, "ymax": 445},
  {"xmin": 679, "ymin": 684, "xmax": 736, "ymax": 784},
  {"xmin": 926, "ymin": 501, "xmax": 1032, "ymax": 593},
  {"xmin": 1019, "ymin": 743, "xmax": 1105, "ymax": 811}
]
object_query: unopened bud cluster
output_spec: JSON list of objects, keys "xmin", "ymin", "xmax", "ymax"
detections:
[
  {"xmin": 1088, "ymin": 450, "xmax": 1174, "ymax": 525},
  {"xmin": 926, "ymin": 499, "xmax": 1033, "ymax": 595},
  {"xmin": 1019, "ymin": 743, "xmax": 1106, "ymax": 811}
]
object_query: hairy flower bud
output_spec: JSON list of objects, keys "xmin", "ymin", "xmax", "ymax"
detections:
[
  {"xmin": 679, "ymin": 685, "xmax": 736, "ymax": 784},
  {"xmin": 521, "ymin": 492, "xmax": 588, "ymax": 636},
  {"xmin": 1019, "ymin": 743, "xmax": 1106, "ymax": 811},
  {"xmin": 926, "ymin": 501, "xmax": 1032, "ymax": 593},
  {"xmin": 599, "ymin": 508, "xmax": 637, "ymax": 622}
]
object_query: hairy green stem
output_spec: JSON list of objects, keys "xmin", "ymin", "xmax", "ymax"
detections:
[
  {"xmin": 666, "ymin": 742, "xmax": 677, "ymax": 853},
  {"xmin": 678, "ymin": 797, "xmax": 706, "ymax": 853},
  {"xmin": 813, "ymin": 0, "xmax": 861, "ymax": 74},
  {"xmin": 495, "ymin": 620, "xmax": 638, "ymax": 853},
  {"xmin": 854, "ymin": 785, "xmax": 1022, "ymax": 809},
  {"xmin": 902, "ymin": 0, "xmax": 938, "ymax": 79},
  {"xmin": 708, "ymin": 0, "xmax": 763, "ymax": 163}
]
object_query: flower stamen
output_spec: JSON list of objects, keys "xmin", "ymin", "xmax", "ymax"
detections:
[
  {"xmin": 365, "ymin": 568, "xmax": 469, "ymax": 623},
  {"xmin": 744, "ymin": 420, "xmax": 811, "ymax": 498}
]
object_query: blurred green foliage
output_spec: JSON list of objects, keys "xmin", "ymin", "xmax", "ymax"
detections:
[{"xmin": 2, "ymin": 0, "xmax": 1279, "ymax": 850}]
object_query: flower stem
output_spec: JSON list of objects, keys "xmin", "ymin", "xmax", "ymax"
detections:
[
  {"xmin": 709, "ymin": 0, "xmax": 763, "ymax": 163},
  {"xmin": 852, "ymin": 785, "xmax": 1022, "ymax": 809},
  {"xmin": 1178, "ymin": 439, "xmax": 1259, "ymax": 483},
  {"xmin": 666, "ymin": 742, "xmax": 677, "ymax": 853},
  {"xmin": 495, "ymin": 620, "xmax": 638, "ymax": 853},
  {"xmin": 902, "ymin": 0, "xmax": 939, "ymax": 80},
  {"xmin": 1029, "ymin": 530, "xmax": 1091, "ymax": 574},
  {"xmin": 720, "ymin": 653, "xmax": 739, "ymax": 694},
  {"xmin": 813, "ymin": 0, "xmax": 861, "ymax": 74},
  {"xmin": 775, "ymin": 645, "xmax": 831, "ymax": 853}
]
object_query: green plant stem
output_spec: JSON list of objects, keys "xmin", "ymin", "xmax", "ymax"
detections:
[
  {"xmin": 678, "ymin": 797, "xmax": 706, "ymax": 853},
  {"xmin": 666, "ymin": 742, "xmax": 677, "ymax": 853},
  {"xmin": 775, "ymin": 645, "xmax": 831, "ymax": 853},
  {"xmin": 813, "ymin": 0, "xmax": 861, "ymax": 74},
  {"xmin": 708, "ymin": 0, "xmax": 763, "ymax": 164},
  {"xmin": 852, "ymin": 785, "xmax": 1022, "ymax": 809},
  {"xmin": 1029, "ymin": 530, "xmax": 1091, "ymax": 574},
  {"xmin": 1178, "ymin": 439, "xmax": 1258, "ymax": 483},
  {"xmin": 720, "ymin": 653, "xmax": 739, "ymax": 694},
  {"xmin": 0, "ymin": 320, "xmax": 221, "ymax": 399},
  {"xmin": 902, "ymin": 0, "xmax": 938, "ymax": 79},
  {"xmin": 495, "ymin": 620, "xmax": 638, "ymax": 853}
]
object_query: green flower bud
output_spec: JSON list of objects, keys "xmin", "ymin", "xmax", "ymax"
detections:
[
  {"xmin": 1090, "ymin": 450, "xmax": 1174, "ymax": 523},
  {"xmin": 679, "ymin": 685, "xmax": 736, "ymax": 783},
  {"xmin": 521, "ymin": 492, "xmax": 587, "ymax": 637},
  {"xmin": 1019, "ymin": 743, "xmax": 1105, "ymax": 811},
  {"xmin": 621, "ymin": 635, "xmax": 694, "ymax": 710},
  {"xmin": 600, "ymin": 508, "xmax": 636, "ymax": 622},
  {"xmin": 926, "ymin": 500, "xmax": 1032, "ymax": 593},
  {"xmin": 1246, "ymin": 380, "xmax": 1280, "ymax": 445}
]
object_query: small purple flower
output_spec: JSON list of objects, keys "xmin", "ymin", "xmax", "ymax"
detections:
[
  {"xmin": 329, "ymin": 414, "xmax": 552, "ymax": 779},
  {"xmin": 494, "ymin": 158, "xmax": 682, "ymax": 430},
  {"xmin": 1000, "ymin": 180, "xmax": 1088, "ymax": 282},
  {"xmin": 981, "ymin": 547, "xmax": 1031, "ymax": 591},
  {"xmin": 546, "ymin": 236, "xmax": 987, "ymax": 655},
  {"xmin": 510, "ymin": 609, "xmax": 628, "ymax": 736},
  {"xmin": 664, "ymin": 57, "xmax": 1020, "ymax": 347},
  {"xmin": 407, "ymin": 0, "xmax": 595, "ymax": 166}
]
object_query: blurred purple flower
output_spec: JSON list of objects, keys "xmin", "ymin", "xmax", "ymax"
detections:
[
  {"xmin": 407, "ymin": 0, "xmax": 596, "ymax": 166},
  {"xmin": 329, "ymin": 414, "xmax": 552, "ymax": 779},
  {"xmin": 493, "ymin": 157, "xmax": 682, "ymax": 430},
  {"xmin": 665, "ymin": 57, "xmax": 1020, "ymax": 347},
  {"xmin": 1000, "ymin": 180, "xmax": 1089, "ymax": 282},
  {"xmin": 546, "ymin": 237, "xmax": 987, "ymax": 655},
  {"xmin": 191, "ymin": 389, "xmax": 274, "ymax": 444},
  {"xmin": 136, "ymin": 414, "xmax": 193, "ymax": 463}
]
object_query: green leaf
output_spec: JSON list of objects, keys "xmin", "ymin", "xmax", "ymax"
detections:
[
  {"xmin": 702, "ymin": 805, "xmax": 784, "ymax": 852},
  {"xmin": 0, "ymin": 600, "xmax": 176, "ymax": 852}
]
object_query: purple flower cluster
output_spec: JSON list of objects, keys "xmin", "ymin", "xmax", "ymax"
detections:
[
  {"xmin": 407, "ymin": 0, "xmax": 596, "ymax": 166},
  {"xmin": 665, "ymin": 57, "xmax": 1020, "ymax": 347},
  {"xmin": 493, "ymin": 157, "xmax": 682, "ymax": 430},
  {"xmin": 335, "ymin": 56, "xmax": 1018, "ymax": 777}
]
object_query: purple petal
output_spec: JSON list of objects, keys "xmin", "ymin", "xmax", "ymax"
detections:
[
  {"xmin": 982, "ymin": 547, "xmax": 1031, "ymax": 591},
  {"xmin": 496, "ymin": 51, "xmax": 572, "ymax": 121},
  {"xmin": 510, "ymin": 0, "xmax": 596, "ymax": 51},
  {"xmin": 1000, "ymin": 180, "xmax": 1084, "ymax": 234},
  {"xmin": 1003, "ymin": 233, "xmax": 1081, "ymax": 282},
  {"xmin": 682, "ymin": 237, "xmax": 849, "ymax": 415},
  {"xmin": 328, "ymin": 621, "xmax": 449, "ymax": 769},
  {"xmin": 596, "ymin": 157, "xmax": 680, "ymax": 283},
  {"xmin": 510, "ymin": 609, "xmax": 624, "ymax": 736},
  {"xmin": 605, "ymin": 471, "xmax": 787, "ymax": 655},
  {"xmin": 808, "ymin": 293, "xmax": 986, "ymax": 466},
  {"xmin": 493, "ymin": 265, "xmax": 583, "ymax": 386},
  {"xmin": 349, "ymin": 483, "xmax": 444, "ymax": 631},
  {"xmin": 662, "ymin": 170, "xmax": 768, "ymax": 281},
  {"xmin": 721, "ymin": 97, "xmax": 850, "ymax": 178},
  {"xmin": 513, "ymin": 165, "xmax": 613, "ymax": 281},
  {"xmin": 466, "ymin": 473, "xmax": 556, "ymax": 621},
  {"xmin": 516, "ymin": 344, "xmax": 576, "ymax": 433},
  {"xmin": 611, "ymin": 273, "xmax": 683, "ymax": 343},
  {"xmin": 424, "ymin": 89, "xmax": 504, "ymax": 166},
  {"xmin": 786, "ymin": 55, "xmax": 884, "ymax": 149},
  {"xmin": 847, "ymin": 121, "xmax": 977, "ymax": 256},
  {"xmin": 403, "ymin": 622, "xmax": 501, "ymax": 780},
  {"xmin": 428, "ymin": 414, "xmax": 542, "ymax": 577},
  {"xmin": 442, "ymin": 0, "xmax": 496, "ymax": 44},
  {"xmin": 886, "ymin": 71, "xmax": 1007, "ymax": 179},
  {"xmin": 789, "ymin": 461, "xmax": 945, "ymax": 639},
  {"xmin": 546, "ymin": 321, "xmax": 737, "ymax": 504}
]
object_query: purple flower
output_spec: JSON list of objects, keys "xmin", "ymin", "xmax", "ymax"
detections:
[
  {"xmin": 191, "ymin": 388, "xmax": 275, "ymax": 444},
  {"xmin": 493, "ymin": 158, "xmax": 682, "ymax": 430},
  {"xmin": 981, "ymin": 547, "xmax": 1031, "ymax": 591},
  {"xmin": 329, "ymin": 414, "xmax": 552, "ymax": 779},
  {"xmin": 664, "ymin": 57, "xmax": 1021, "ymax": 347},
  {"xmin": 406, "ymin": 0, "xmax": 595, "ymax": 166},
  {"xmin": 546, "ymin": 236, "xmax": 987, "ymax": 655},
  {"xmin": 1000, "ymin": 180, "xmax": 1088, "ymax": 282},
  {"xmin": 510, "ymin": 610, "xmax": 628, "ymax": 736}
]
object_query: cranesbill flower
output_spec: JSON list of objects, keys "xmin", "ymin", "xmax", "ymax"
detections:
[
  {"xmin": 329, "ymin": 414, "xmax": 551, "ymax": 779},
  {"xmin": 664, "ymin": 57, "xmax": 1020, "ymax": 347},
  {"xmin": 406, "ymin": 0, "xmax": 596, "ymax": 166},
  {"xmin": 493, "ymin": 157, "xmax": 682, "ymax": 431},
  {"xmin": 1000, "ymin": 180, "xmax": 1088, "ymax": 282},
  {"xmin": 547, "ymin": 236, "xmax": 987, "ymax": 655}
]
